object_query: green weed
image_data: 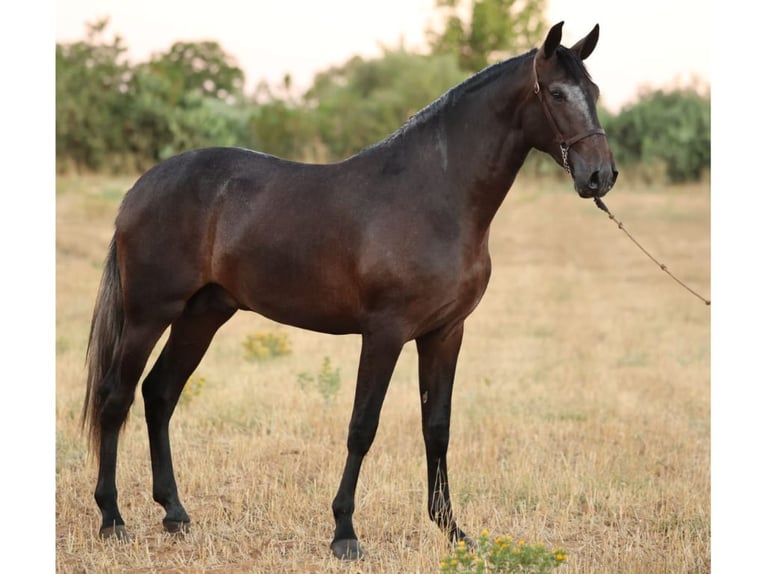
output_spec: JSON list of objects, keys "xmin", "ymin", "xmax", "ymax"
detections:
[
  {"xmin": 439, "ymin": 531, "xmax": 566, "ymax": 574},
  {"xmin": 180, "ymin": 375, "xmax": 206, "ymax": 405},
  {"xmin": 297, "ymin": 356, "xmax": 341, "ymax": 404}
]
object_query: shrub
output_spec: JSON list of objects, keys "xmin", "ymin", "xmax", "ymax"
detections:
[
  {"xmin": 242, "ymin": 330, "xmax": 292, "ymax": 362},
  {"xmin": 601, "ymin": 86, "xmax": 710, "ymax": 183},
  {"xmin": 179, "ymin": 375, "xmax": 206, "ymax": 405},
  {"xmin": 297, "ymin": 356, "xmax": 341, "ymax": 404},
  {"xmin": 439, "ymin": 531, "xmax": 567, "ymax": 574}
]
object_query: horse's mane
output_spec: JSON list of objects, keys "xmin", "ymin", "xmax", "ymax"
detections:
[
  {"xmin": 373, "ymin": 49, "xmax": 537, "ymax": 149},
  {"xmin": 360, "ymin": 45, "xmax": 593, "ymax": 154}
]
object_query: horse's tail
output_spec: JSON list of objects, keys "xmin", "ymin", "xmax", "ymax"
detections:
[{"xmin": 82, "ymin": 236, "xmax": 124, "ymax": 454}]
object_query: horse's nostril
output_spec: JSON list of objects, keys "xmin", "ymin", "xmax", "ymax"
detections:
[{"xmin": 588, "ymin": 171, "xmax": 600, "ymax": 190}]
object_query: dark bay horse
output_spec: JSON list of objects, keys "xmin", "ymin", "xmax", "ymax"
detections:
[{"xmin": 83, "ymin": 22, "xmax": 617, "ymax": 559}]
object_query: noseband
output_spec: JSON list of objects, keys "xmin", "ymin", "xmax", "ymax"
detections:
[{"xmin": 532, "ymin": 63, "xmax": 605, "ymax": 175}]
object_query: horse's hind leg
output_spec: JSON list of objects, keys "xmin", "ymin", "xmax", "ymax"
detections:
[
  {"xmin": 141, "ymin": 285, "xmax": 237, "ymax": 533},
  {"xmin": 95, "ymin": 315, "xmax": 175, "ymax": 540}
]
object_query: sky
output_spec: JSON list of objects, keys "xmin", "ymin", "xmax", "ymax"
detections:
[{"xmin": 55, "ymin": 0, "xmax": 711, "ymax": 112}]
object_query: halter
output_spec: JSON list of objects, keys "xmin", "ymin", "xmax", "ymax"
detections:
[{"xmin": 532, "ymin": 62, "xmax": 606, "ymax": 175}]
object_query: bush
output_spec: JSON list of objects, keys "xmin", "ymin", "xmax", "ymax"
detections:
[
  {"xmin": 439, "ymin": 531, "xmax": 567, "ymax": 574},
  {"xmin": 242, "ymin": 330, "xmax": 292, "ymax": 361},
  {"xmin": 601, "ymin": 87, "xmax": 710, "ymax": 183},
  {"xmin": 297, "ymin": 356, "xmax": 341, "ymax": 404},
  {"xmin": 179, "ymin": 375, "xmax": 206, "ymax": 405}
]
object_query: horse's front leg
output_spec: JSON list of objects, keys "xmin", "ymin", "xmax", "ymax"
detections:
[
  {"xmin": 416, "ymin": 321, "xmax": 471, "ymax": 544},
  {"xmin": 330, "ymin": 330, "xmax": 403, "ymax": 560}
]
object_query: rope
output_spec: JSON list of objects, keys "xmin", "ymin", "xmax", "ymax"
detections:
[{"xmin": 593, "ymin": 197, "xmax": 710, "ymax": 306}]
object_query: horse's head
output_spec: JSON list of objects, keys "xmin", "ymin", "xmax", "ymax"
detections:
[{"xmin": 525, "ymin": 22, "xmax": 618, "ymax": 198}]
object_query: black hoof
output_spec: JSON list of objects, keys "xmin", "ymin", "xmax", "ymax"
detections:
[
  {"xmin": 331, "ymin": 538, "xmax": 364, "ymax": 560},
  {"xmin": 99, "ymin": 524, "xmax": 130, "ymax": 542},
  {"xmin": 460, "ymin": 535, "xmax": 476, "ymax": 551},
  {"xmin": 162, "ymin": 519, "xmax": 191, "ymax": 534}
]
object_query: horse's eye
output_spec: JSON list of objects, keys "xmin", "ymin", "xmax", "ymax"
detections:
[{"xmin": 551, "ymin": 90, "xmax": 565, "ymax": 102}]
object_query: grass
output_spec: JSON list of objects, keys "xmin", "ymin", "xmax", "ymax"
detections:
[{"xmin": 55, "ymin": 172, "xmax": 710, "ymax": 573}]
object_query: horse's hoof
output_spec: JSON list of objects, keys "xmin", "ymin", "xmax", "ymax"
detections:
[
  {"xmin": 162, "ymin": 519, "xmax": 191, "ymax": 534},
  {"xmin": 461, "ymin": 535, "xmax": 476, "ymax": 551},
  {"xmin": 99, "ymin": 524, "xmax": 130, "ymax": 542},
  {"xmin": 331, "ymin": 538, "xmax": 364, "ymax": 560}
]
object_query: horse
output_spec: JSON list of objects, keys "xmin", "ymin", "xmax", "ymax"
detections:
[{"xmin": 82, "ymin": 21, "xmax": 617, "ymax": 560}]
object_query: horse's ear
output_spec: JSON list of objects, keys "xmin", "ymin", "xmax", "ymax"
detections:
[
  {"xmin": 540, "ymin": 21, "xmax": 564, "ymax": 60},
  {"xmin": 571, "ymin": 24, "xmax": 600, "ymax": 61}
]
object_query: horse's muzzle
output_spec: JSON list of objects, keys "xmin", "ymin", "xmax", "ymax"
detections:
[{"xmin": 576, "ymin": 167, "xmax": 618, "ymax": 198}]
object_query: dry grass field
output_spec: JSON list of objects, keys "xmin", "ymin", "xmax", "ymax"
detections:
[{"xmin": 56, "ymin": 172, "xmax": 710, "ymax": 573}]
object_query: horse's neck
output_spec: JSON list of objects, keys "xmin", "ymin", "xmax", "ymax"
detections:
[
  {"xmin": 441, "ymin": 60, "xmax": 534, "ymax": 234},
  {"xmin": 356, "ymin": 56, "xmax": 534, "ymax": 237}
]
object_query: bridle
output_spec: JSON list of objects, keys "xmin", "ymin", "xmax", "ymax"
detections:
[
  {"xmin": 530, "ymin": 59, "xmax": 709, "ymax": 307},
  {"xmin": 532, "ymin": 61, "xmax": 606, "ymax": 176}
]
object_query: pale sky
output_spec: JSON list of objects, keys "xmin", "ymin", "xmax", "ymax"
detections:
[{"xmin": 55, "ymin": 0, "xmax": 710, "ymax": 111}]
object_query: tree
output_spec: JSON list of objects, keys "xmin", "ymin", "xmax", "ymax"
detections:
[
  {"xmin": 56, "ymin": 18, "xmax": 133, "ymax": 171},
  {"xmin": 429, "ymin": 0, "xmax": 548, "ymax": 73},
  {"xmin": 304, "ymin": 49, "xmax": 466, "ymax": 160},
  {"xmin": 601, "ymin": 87, "xmax": 710, "ymax": 182},
  {"xmin": 126, "ymin": 41, "xmax": 247, "ymax": 163},
  {"xmin": 246, "ymin": 78, "xmax": 319, "ymax": 161},
  {"xmin": 141, "ymin": 41, "xmax": 245, "ymax": 105},
  {"xmin": 125, "ymin": 63, "xmax": 247, "ymax": 165},
  {"xmin": 57, "ymin": 22, "xmax": 249, "ymax": 171}
]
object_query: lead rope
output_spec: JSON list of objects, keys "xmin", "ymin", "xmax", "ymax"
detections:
[{"xmin": 593, "ymin": 197, "xmax": 710, "ymax": 306}]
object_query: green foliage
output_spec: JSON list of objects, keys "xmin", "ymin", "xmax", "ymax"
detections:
[
  {"xmin": 246, "ymin": 92, "xmax": 320, "ymax": 161},
  {"xmin": 297, "ymin": 356, "xmax": 341, "ymax": 404},
  {"xmin": 143, "ymin": 41, "xmax": 244, "ymax": 105},
  {"xmin": 305, "ymin": 49, "xmax": 466, "ymax": 159},
  {"xmin": 56, "ymin": 19, "xmax": 133, "ymax": 171},
  {"xmin": 56, "ymin": 19, "xmax": 248, "ymax": 172},
  {"xmin": 429, "ymin": 0, "xmax": 548, "ymax": 72},
  {"xmin": 600, "ymin": 87, "xmax": 710, "ymax": 183},
  {"xmin": 439, "ymin": 532, "xmax": 567, "ymax": 573},
  {"xmin": 125, "ymin": 67, "xmax": 247, "ymax": 166},
  {"xmin": 242, "ymin": 330, "xmax": 292, "ymax": 362}
]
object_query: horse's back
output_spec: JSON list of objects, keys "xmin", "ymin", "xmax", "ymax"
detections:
[
  {"xmin": 119, "ymin": 147, "xmax": 289, "ymax": 216},
  {"xmin": 112, "ymin": 147, "xmax": 368, "ymax": 331},
  {"xmin": 115, "ymin": 147, "xmax": 316, "ymax": 259}
]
